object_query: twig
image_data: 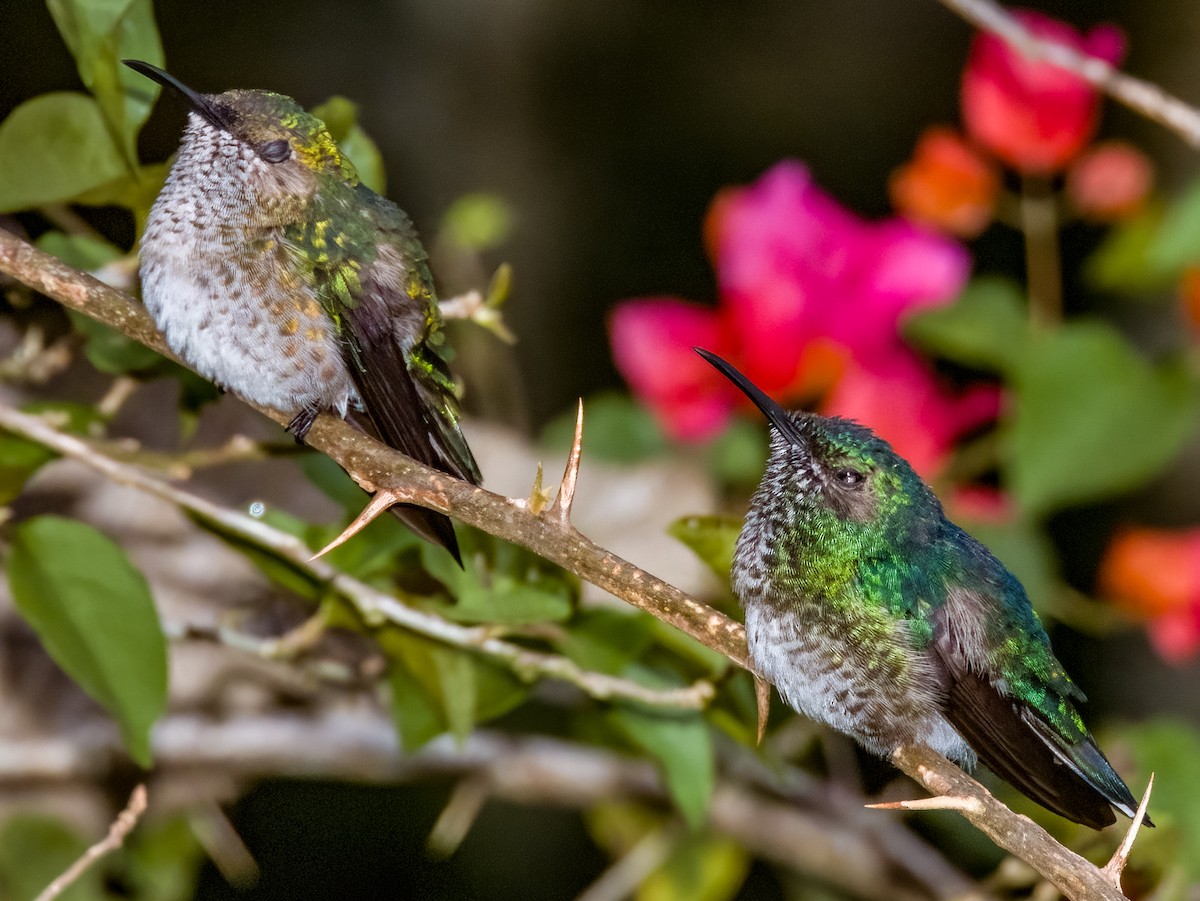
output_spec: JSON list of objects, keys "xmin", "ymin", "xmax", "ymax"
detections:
[
  {"xmin": 32, "ymin": 784, "xmax": 148, "ymax": 901},
  {"xmin": 0, "ymin": 402, "xmax": 712, "ymax": 711},
  {"xmin": 0, "ymin": 225, "xmax": 1146, "ymax": 898},
  {"xmin": 1102, "ymin": 774, "xmax": 1154, "ymax": 890},
  {"xmin": 890, "ymin": 746, "xmax": 1130, "ymax": 901},
  {"xmin": 938, "ymin": 0, "xmax": 1200, "ymax": 148},
  {"xmin": 574, "ymin": 826, "xmax": 677, "ymax": 901},
  {"xmin": 0, "ymin": 715, "xmax": 935, "ymax": 901}
]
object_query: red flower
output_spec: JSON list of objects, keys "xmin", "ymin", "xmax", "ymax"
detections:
[
  {"xmin": 609, "ymin": 161, "xmax": 998, "ymax": 477},
  {"xmin": 889, "ymin": 126, "xmax": 999, "ymax": 237},
  {"xmin": 1067, "ymin": 140, "xmax": 1153, "ymax": 221},
  {"xmin": 1099, "ymin": 527, "xmax": 1200, "ymax": 664},
  {"xmin": 960, "ymin": 11, "xmax": 1125, "ymax": 174}
]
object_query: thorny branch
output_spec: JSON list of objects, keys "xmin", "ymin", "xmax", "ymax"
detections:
[
  {"xmin": 0, "ymin": 227, "xmax": 1149, "ymax": 897},
  {"xmin": 937, "ymin": 0, "xmax": 1200, "ymax": 148}
]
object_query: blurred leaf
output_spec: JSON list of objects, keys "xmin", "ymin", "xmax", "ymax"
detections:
[
  {"xmin": 904, "ymin": 277, "xmax": 1029, "ymax": 374},
  {"xmin": 668, "ymin": 514, "xmax": 740, "ymax": 587},
  {"xmin": 0, "ymin": 815, "xmax": 100, "ymax": 901},
  {"xmin": 556, "ymin": 608, "xmax": 659, "ymax": 673},
  {"xmin": 421, "ymin": 531, "xmax": 575, "ymax": 625},
  {"xmin": 47, "ymin": 0, "xmax": 164, "ymax": 163},
  {"xmin": 7, "ymin": 515, "xmax": 167, "ymax": 766},
  {"xmin": 37, "ymin": 230, "xmax": 125, "ymax": 269},
  {"xmin": 68, "ymin": 309, "xmax": 165, "ymax": 373},
  {"xmin": 1146, "ymin": 178, "xmax": 1200, "ymax": 276},
  {"xmin": 1085, "ymin": 201, "xmax": 1174, "ymax": 293},
  {"xmin": 639, "ymin": 832, "xmax": 749, "ymax": 901},
  {"xmin": 122, "ymin": 815, "xmax": 204, "ymax": 901},
  {"xmin": 1007, "ymin": 324, "xmax": 1197, "ymax": 515},
  {"xmin": 609, "ymin": 706, "xmax": 714, "ymax": 829},
  {"xmin": 1127, "ymin": 720, "xmax": 1200, "ymax": 880},
  {"xmin": 312, "ymin": 96, "xmax": 386, "ymax": 194},
  {"xmin": 385, "ymin": 631, "xmax": 526, "ymax": 748},
  {"xmin": 0, "ymin": 92, "xmax": 126, "ymax": 212},
  {"xmin": 542, "ymin": 391, "xmax": 669, "ymax": 463},
  {"xmin": 195, "ymin": 507, "xmax": 323, "ymax": 602},
  {"xmin": 442, "ymin": 193, "xmax": 514, "ymax": 252},
  {"xmin": 705, "ymin": 418, "xmax": 767, "ymax": 488},
  {"xmin": 0, "ymin": 432, "xmax": 55, "ymax": 504},
  {"xmin": 76, "ymin": 161, "xmax": 171, "ymax": 229}
]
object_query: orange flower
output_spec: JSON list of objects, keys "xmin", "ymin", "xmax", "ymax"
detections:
[
  {"xmin": 889, "ymin": 126, "xmax": 999, "ymax": 238},
  {"xmin": 1099, "ymin": 527, "xmax": 1200, "ymax": 663}
]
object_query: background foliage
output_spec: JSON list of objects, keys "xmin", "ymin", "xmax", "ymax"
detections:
[{"xmin": 5, "ymin": 1, "xmax": 1200, "ymax": 899}]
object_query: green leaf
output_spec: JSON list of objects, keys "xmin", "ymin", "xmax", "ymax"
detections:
[
  {"xmin": 609, "ymin": 706, "xmax": 714, "ymax": 829},
  {"xmin": 639, "ymin": 833, "xmax": 749, "ymax": 901},
  {"xmin": 705, "ymin": 418, "xmax": 768, "ymax": 488},
  {"xmin": 69, "ymin": 309, "xmax": 166, "ymax": 374},
  {"xmin": 441, "ymin": 193, "xmax": 515, "ymax": 252},
  {"xmin": 904, "ymin": 277, "xmax": 1030, "ymax": 374},
  {"xmin": 1085, "ymin": 201, "xmax": 1175, "ymax": 293},
  {"xmin": 420, "ymin": 531, "xmax": 575, "ymax": 625},
  {"xmin": 0, "ymin": 92, "xmax": 127, "ymax": 212},
  {"xmin": 384, "ymin": 631, "xmax": 526, "ymax": 748},
  {"xmin": 0, "ymin": 433, "xmax": 55, "ymax": 504},
  {"xmin": 1147, "ymin": 178, "xmax": 1200, "ymax": 275},
  {"xmin": 668, "ymin": 514, "xmax": 740, "ymax": 587},
  {"xmin": 7, "ymin": 516, "xmax": 167, "ymax": 766},
  {"xmin": 556, "ymin": 609, "xmax": 659, "ymax": 673},
  {"xmin": 121, "ymin": 815, "xmax": 205, "ymax": 901},
  {"xmin": 312, "ymin": 96, "xmax": 387, "ymax": 194},
  {"xmin": 0, "ymin": 815, "xmax": 100, "ymax": 901},
  {"xmin": 542, "ymin": 392, "xmax": 669, "ymax": 463},
  {"xmin": 1126, "ymin": 720, "xmax": 1200, "ymax": 880},
  {"xmin": 46, "ymin": 0, "xmax": 164, "ymax": 163},
  {"xmin": 37, "ymin": 230, "xmax": 125, "ymax": 270},
  {"xmin": 1007, "ymin": 324, "xmax": 1198, "ymax": 515}
]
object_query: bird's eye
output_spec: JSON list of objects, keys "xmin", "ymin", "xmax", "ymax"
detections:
[
  {"xmin": 258, "ymin": 139, "xmax": 291, "ymax": 163},
  {"xmin": 835, "ymin": 468, "xmax": 866, "ymax": 488}
]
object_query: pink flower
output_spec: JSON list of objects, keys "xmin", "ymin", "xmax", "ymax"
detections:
[
  {"xmin": 961, "ymin": 11, "xmax": 1125, "ymax": 174},
  {"xmin": 1066, "ymin": 140, "xmax": 1153, "ymax": 221},
  {"xmin": 609, "ymin": 161, "xmax": 996, "ymax": 477}
]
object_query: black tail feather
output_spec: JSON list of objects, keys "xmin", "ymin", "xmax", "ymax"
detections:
[{"xmin": 945, "ymin": 672, "xmax": 1146, "ymax": 829}]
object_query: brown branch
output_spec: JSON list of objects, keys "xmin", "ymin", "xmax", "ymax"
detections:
[
  {"xmin": 938, "ymin": 0, "xmax": 1200, "ymax": 148},
  {"xmin": 891, "ymin": 746, "xmax": 1130, "ymax": 901},
  {"xmin": 0, "ymin": 226, "xmax": 1145, "ymax": 897},
  {"xmin": 33, "ymin": 785, "xmax": 148, "ymax": 901}
]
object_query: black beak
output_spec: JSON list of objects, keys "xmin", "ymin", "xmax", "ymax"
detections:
[
  {"xmin": 694, "ymin": 348, "xmax": 808, "ymax": 446},
  {"xmin": 123, "ymin": 60, "xmax": 231, "ymax": 131}
]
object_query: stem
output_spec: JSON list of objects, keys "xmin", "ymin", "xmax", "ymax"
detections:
[{"xmin": 1020, "ymin": 175, "xmax": 1063, "ymax": 328}]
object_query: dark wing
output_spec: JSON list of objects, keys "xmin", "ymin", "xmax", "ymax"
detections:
[
  {"xmin": 932, "ymin": 528, "xmax": 1144, "ymax": 828},
  {"xmin": 295, "ymin": 184, "xmax": 481, "ymax": 562}
]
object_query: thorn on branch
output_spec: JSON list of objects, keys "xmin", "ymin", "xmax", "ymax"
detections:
[
  {"xmin": 1102, "ymin": 772, "xmax": 1154, "ymax": 889},
  {"xmin": 309, "ymin": 490, "xmax": 400, "ymax": 560},
  {"xmin": 546, "ymin": 399, "xmax": 584, "ymax": 526},
  {"xmin": 755, "ymin": 674, "xmax": 771, "ymax": 744},
  {"xmin": 865, "ymin": 795, "xmax": 984, "ymax": 815}
]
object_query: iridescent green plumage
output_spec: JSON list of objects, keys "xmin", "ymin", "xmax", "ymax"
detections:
[{"xmin": 698, "ymin": 349, "xmax": 1144, "ymax": 830}]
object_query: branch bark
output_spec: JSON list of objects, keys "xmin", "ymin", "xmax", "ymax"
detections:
[
  {"xmin": 0, "ymin": 227, "xmax": 1140, "ymax": 898},
  {"xmin": 938, "ymin": 0, "xmax": 1200, "ymax": 148}
]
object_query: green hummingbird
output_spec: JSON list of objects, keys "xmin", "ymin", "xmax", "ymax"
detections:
[
  {"xmin": 125, "ymin": 61, "xmax": 480, "ymax": 562},
  {"xmin": 696, "ymin": 348, "xmax": 1146, "ymax": 829}
]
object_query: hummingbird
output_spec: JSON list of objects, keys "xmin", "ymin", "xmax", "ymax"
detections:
[
  {"xmin": 695, "ymin": 348, "xmax": 1145, "ymax": 830},
  {"xmin": 125, "ymin": 61, "xmax": 481, "ymax": 562}
]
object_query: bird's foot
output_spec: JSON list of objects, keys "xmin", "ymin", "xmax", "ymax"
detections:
[{"xmin": 286, "ymin": 405, "xmax": 321, "ymax": 444}]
